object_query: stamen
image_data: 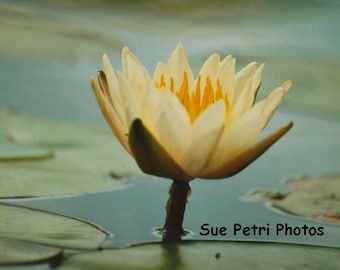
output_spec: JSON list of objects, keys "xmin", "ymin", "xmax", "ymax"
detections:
[
  {"xmin": 155, "ymin": 72, "xmax": 230, "ymax": 123},
  {"xmin": 160, "ymin": 74, "xmax": 166, "ymax": 87},
  {"xmin": 215, "ymin": 79, "xmax": 223, "ymax": 100},
  {"xmin": 201, "ymin": 77, "xmax": 214, "ymax": 112},
  {"xmin": 176, "ymin": 72, "xmax": 189, "ymax": 108},
  {"xmin": 170, "ymin": 77, "xmax": 174, "ymax": 93}
]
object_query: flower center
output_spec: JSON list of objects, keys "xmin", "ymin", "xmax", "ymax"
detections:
[{"xmin": 156, "ymin": 72, "xmax": 230, "ymax": 123}]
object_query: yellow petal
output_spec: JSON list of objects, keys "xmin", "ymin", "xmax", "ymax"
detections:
[
  {"xmin": 219, "ymin": 55, "xmax": 235, "ymax": 102},
  {"xmin": 167, "ymin": 43, "xmax": 194, "ymax": 90},
  {"xmin": 102, "ymin": 54, "xmax": 122, "ymax": 104},
  {"xmin": 250, "ymin": 63, "xmax": 264, "ymax": 103},
  {"xmin": 91, "ymin": 77, "xmax": 131, "ymax": 154},
  {"xmin": 122, "ymin": 47, "xmax": 152, "ymax": 99},
  {"xmin": 200, "ymin": 121, "xmax": 293, "ymax": 179},
  {"xmin": 232, "ymin": 62, "xmax": 258, "ymax": 117},
  {"xmin": 248, "ymin": 80, "xmax": 292, "ymax": 128},
  {"xmin": 128, "ymin": 119, "xmax": 191, "ymax": 181},
  {"xmin": 196, "ymin": 53, "xmax": 220, "ymax": 90},
  {"xmin": 140, "ymin": 83, "xmax": 163, "ymax": 127},
  {"xmin": 97, "ymin": 70, "xmax": 127, "ymax": 130},
  {"xmin": 181, "ymin": 100, "xmax": 225, "ymax": 175},
  {"xmin": 204, "ymin": 80, "xmax": 292, "ymax": 174},
  {"xmin": 116, "ymin": 72, "xmax": 141, "ymax": 126},
  {"xmin": 151, "ymin": 92, "xmax": 191, "ymax": 163},
  {"xmin": 153, "ymin": 62, "xmax": 170, "ymax": 89}
]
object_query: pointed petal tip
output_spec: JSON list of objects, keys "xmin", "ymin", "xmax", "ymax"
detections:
[
  {"xmin": 173, "ymin": 42, "xmax": 187, "ymax": 58},
  {"xmin": 102, "ymin": 53, "xmax": 112, "ymax": 65},
  {"xmin": 176, "ymin": 42, "xmax": 184, "ymax": 50},
  {"xmin": 122, "ymin": 47, "xmax": 133, "ymax": 60},
  {"xmin": 248, "ymin": 61, "xmax": 258, "ymax": 68},
  {"xmin": 200, "ymin": 121, "xmax": 294, "ymax": 179},
  {"xmin": 90, "ymin": 76, "xmax": 99, "ymax": 91},
  {"xmin": 283, "ymin": 80, "xmax": 293, "ymax": 91}
]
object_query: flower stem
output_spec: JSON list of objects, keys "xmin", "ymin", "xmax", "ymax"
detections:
[{"xmin": 162, "ymin": 180, "xmax": 191, "ymax": 242}]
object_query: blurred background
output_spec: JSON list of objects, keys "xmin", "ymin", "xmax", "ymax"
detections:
[{"xmin": 1, "ymin": 0, "xmax": 339, "ymax": 123}]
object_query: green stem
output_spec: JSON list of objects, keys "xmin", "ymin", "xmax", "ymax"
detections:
[{"xmin": 162, "ymin": 180, "xmax": 191, "ymax": 242}]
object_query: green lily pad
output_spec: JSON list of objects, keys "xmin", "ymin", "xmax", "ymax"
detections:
[
  {"xmin": 245, "ymin": 175, "xmax": 340, "ymax": 224},
  {"xmin": 0, "ymin": 136, "xmax": 53, "ymax": 161},
  {"xmin": 0, "ymin": 203, "xmax": 109, "ymax": 249},
  {"xmin": 58, "ymin": 241, "xmax": 340, "ymax": 270},
  {"xmin": 0, "ymin": 111, "xmax": 144, "ymax": 198},
  {"xmin": 0, "ymin": 238, "xmax": 62, "ymax": 265}
]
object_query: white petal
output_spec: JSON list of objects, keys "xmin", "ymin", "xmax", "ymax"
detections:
[
  {"xmin": 102, "ymin": 54, "xmax": 122, "ymax": 104},
  {"xmin": 205, "ymin": 115, "xmax": 263, "ymax": 174},
  {"xmin": 196, "ymin": 53, "xmax": 220, "ymax": 90},
  {"xmin": 152, "ymin": 62, "xmax": 171, "ymax": 90},
  {"xmin": 219, "ymin": 55, "xmax": 235, "ymax": 103},
  {"xmin": 91, "ymin": 77, "xmax": 131, "ymax": 153},
  {"xmin": 232, "ymin": 62, "xmax": 258, "ymax": 117},
  {"xmin": 220, "ymin": 55, "xmax": 233, "ymax": 68},
  {"xmin": 167, "ymin": 43, "xmax": 194, "ymax": 90},
  {"xmin": 116, "ymin": 72, "xmax": 141, "ymax": 127},
  {"xmin": 252, "ymin": 63, "xmax": 264, "ymax": 95},
  {"xmin": 233, "ymin": 63, "xmax": 265, "ymax": 118},
  {"xmin": 204, "ymin": 80, "xmax": 292, "ymax": 174},
  {"xmin": 180, "ymin": 100, "xmax": 225, "ymax": 175},
  {"xmin": 200, "ymin": 122, "xmax": 293, "ymax": 179},
  {"xmin": 150, "ymin": 93, "xmax": 191, "ymax": 164},
  {"xmin": 101, "ymin": 55, "xmax": 128, "ymax": 131},
  {"xmin": 122, "ymin": 47, "xmax": 152, "ymax": 99},
  {"xmin": 140, "ymin": 84, "xmax": 163, "ymax": 129},
  {"xmin": 247, "ymin": 80, "xmax": 292, "ymax": 127}
]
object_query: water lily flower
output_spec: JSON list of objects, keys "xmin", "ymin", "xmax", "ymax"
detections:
[
  {"xmin": 91, "ymin": 44, "xmax": 293, "ymax": 182},
  {"xmin": 91, "ymin": 44, "xmax": 293, "ymax": 240}
]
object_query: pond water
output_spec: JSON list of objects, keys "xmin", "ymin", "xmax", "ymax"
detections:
[{"xmin": 1, "ymin": 0, "xmax": 339, "ymax": 249}]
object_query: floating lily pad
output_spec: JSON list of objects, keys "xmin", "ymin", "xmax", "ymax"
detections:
[
  {"xmin": 0, "ymin": 238, "xmax": 62, "ymax": 265},
  {"xmin": 246, "ymin": 175, "xmax": 340, "ymax": 224},
  {"xmin": 0, "ymin": 136, "xmax": 53, "ymax": 161},
  {"xmin": 0, "ymin": 203, "xmax": 109, "ymax": 249},
  {"xmin": 58, "ymin": 241, "xmax": 340, "ymax": 270},
  {"xmin": 0, "ymin": 111, "xmax": 144, "ymax": 198}
]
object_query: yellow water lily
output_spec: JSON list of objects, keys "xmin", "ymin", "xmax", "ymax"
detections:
[{"xmin": 91, "ymin": 44, "xmax": 292, "ymax": 182}]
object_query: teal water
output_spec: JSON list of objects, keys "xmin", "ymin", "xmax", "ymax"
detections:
[{"xmin": 1, "ymin": 0, "xmax": 339, "ymax": 248}]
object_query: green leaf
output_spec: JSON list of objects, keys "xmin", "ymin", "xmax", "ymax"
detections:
[
  {"xmin": 0, "ymin": 203, "xmax": 109, "ymax": 249},
  {"xmin": 0, "ymin": 136, "xmax": 53, "ymax": 161},
  {"xmin": 271, "ymin": 175, "xmax": 340, "ymax": 224},
  {"xmin": 58, "ymin": 241, "xmax": 340, "ymax": 270},
  {"xmin": 0, "ymin": 238, "xmax": 62, "ymax": 265},
  {"xmin": 245, "ymin": 175, "xmax": 340, "ymax": 224},
  {"xmin": 0, "ymin": 111, "xmax": 144, "ymax": 198}
]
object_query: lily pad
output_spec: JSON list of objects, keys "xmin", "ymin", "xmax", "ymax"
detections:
[
  {"xmin": 0, "ymin": 203, "xmax": 109, "ymax": 249},
  {"xmin": 0, "ymin": 136, "xmax": 53, "ymax": 161},
  {"xmin": 58, "ymin": 241, "xmax": 340, "ymax": 270},
  {"xmin": 0, "ymin": 111, "xmax": 144, "ymax": 198},
  {"xmin": 0, "ymin": 238, "xmax": 62, "ymax": 265},
  {"xmin": 246, "ymin": 175, "xmax": 340, "ymax": 224}
]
